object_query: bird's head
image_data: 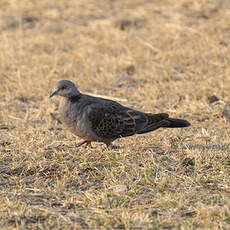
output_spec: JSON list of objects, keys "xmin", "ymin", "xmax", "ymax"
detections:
[{"xmin": 49, "ymin": 80, "xmax": 80, "ymax": 98}]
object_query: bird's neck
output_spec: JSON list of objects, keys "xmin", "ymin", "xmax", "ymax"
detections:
[{"xmin": 68, "ymin": 93, "xmax": 82, "ymax": 103}]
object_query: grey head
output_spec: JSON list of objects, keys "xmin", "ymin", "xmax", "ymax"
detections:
[{"xmin": 49, "ymin": 80, "xmax": 80, "ymax": 98}]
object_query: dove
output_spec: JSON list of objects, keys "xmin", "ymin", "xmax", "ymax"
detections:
[{"xmin": 49, "ymin": 80, "xmax": 190, "ymax": 147}]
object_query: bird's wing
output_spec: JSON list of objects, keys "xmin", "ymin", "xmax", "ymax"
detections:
[
  {"xmin": 87, "ymin": 103, "xmax": 142, "ymax": 139},
  {"xmin": 88, "ymin": 102, "xmax": 169, "ymax": 139}
]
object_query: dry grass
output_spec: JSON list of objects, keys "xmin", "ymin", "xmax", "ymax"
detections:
[{"xmin": 0, "ymin": 0, "xmax": 230, "ymax": 229}]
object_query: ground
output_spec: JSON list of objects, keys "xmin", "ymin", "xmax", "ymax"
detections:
[{"xmin": 0, "ymin": 0, "xmax": 230, "ymax": 229}]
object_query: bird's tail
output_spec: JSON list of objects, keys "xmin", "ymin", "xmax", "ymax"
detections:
[
  {"xmin": 162, "ymin": 118, "xmax": 191, "ymax": 128},
  {"xmin": 136, "ymin": 113, "xmax": 190, "ymax": 134}
]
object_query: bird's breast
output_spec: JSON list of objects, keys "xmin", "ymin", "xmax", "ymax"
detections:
[{"xmin": 58, "ymin": 99, "xmax": 94, "ymax": 140}]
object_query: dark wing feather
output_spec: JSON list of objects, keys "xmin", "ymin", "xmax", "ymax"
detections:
[
  {"xmin": 136, "ymin": 113, "xmax": 170, "ymax": 134},
  {"xmin": 88, "ymin": 102, "xmax": 173, "ymax": 139},
  {"xmin": 88, "ymin": 103, "xmax": 148, "ymax": 139}
]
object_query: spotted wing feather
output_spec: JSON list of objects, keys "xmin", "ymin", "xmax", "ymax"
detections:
[
  {"xmin": 88, "ymin": 103, "xmax": 147, "ymax": 139},
  {"xmin": 88, "ymin": 101, "xmax": 173, "ymax": 140}
]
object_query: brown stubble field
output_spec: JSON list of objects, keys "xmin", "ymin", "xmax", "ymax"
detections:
[{"xmin": 0, "ymin": 0, "xmax": 230, "ymax": 229}]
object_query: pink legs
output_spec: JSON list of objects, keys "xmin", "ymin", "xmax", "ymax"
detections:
[{"xmin": 75, "ymin": 140, "xmax": 92, "ymax": 147}]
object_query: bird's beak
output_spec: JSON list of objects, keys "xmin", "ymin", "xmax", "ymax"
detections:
[{"xmin": 49, "ymin": 90, "xmax": 58, "ymax": 98}]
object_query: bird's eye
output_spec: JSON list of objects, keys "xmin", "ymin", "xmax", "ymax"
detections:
[{"xmin": 61, "ymin": 85, "xmax": 67, "ymax": 90}]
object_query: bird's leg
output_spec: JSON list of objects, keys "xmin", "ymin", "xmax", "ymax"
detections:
[
  {"xmin": 109, "ymin": 144, "xmax": 120, "ymax": 150},
  {"xmin": 75, "ymin": 140, "xmax": 92, "ymax": 147},
  {"xmin": 104, "ymin": 142, "xmax": 120, "ymax": 150},
  {"xmin": 86, "ymin": 141, "xmax": 92, "ymax": 147}
]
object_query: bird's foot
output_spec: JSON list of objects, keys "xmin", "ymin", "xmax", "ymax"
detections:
[
  {"xmin": 75, "ymin": 140, "xmax": 92, "ymax": 148},
  {"xmin": 104, "ymin": 144, "xmax": 120, "ymax": 150}
]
